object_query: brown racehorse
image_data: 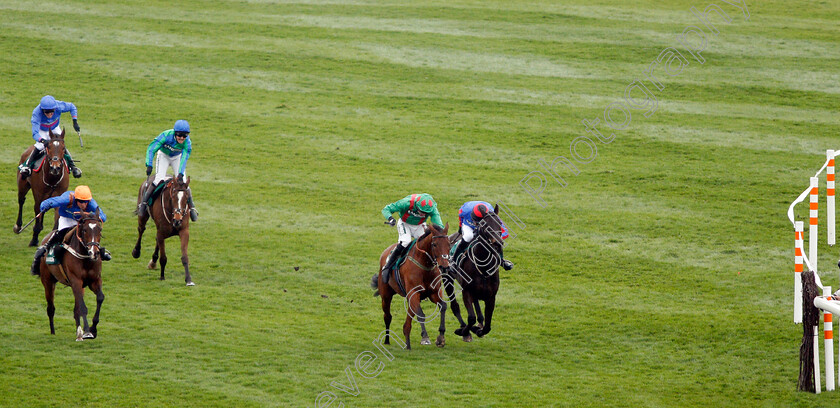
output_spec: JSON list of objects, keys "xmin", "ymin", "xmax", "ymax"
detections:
[
  {"xmin": 373, "ymin": 223, "xmax": 451, "ymax": 350},
  {"xmin": 132, "ymin": 176, "xmax": 194, "ymax": 286},
  {"xmin": 14, "ymin": 128, "xmax": 69, "ymax": 246},
  {"xmin": 37, "ymin": 210, "xmax": 105, "ymax": 341}
]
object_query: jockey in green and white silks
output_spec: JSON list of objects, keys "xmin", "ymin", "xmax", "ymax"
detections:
[
  {"xmin": 136, "ymin": 120, "xmax": 198, "ymax": 221},
  {"xmin": 380, "ymin": 193, "xmax": 444, "ymax": 283},
  {"xmin": 19, "ymin": 95, "xmax": 82, "ymax": 178}
]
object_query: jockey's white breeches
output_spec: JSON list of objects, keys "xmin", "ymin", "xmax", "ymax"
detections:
[
  {"xmin": 154, "ymin": 151, "xmax": 185, "ymax": 184},
  {"xmin": 397, "ymin": 219, "xmax": 426, "ymax": 247}
]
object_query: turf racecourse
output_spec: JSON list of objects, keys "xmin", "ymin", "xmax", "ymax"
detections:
[{"xmin": 0, "ymin": 0, "xmax": 838, "ymax": 406}]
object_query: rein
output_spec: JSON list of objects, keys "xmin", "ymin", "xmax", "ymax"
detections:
[
  {"xmin": 64, "ymin": 219, "xmax": 100, "ymax": 260},
  {"xmin": 160, "ymin": 182, "xmax": 188, "ymax": 226},
  {"xmin": 408, "ymin": 234, "xmax": 450, "ymax": 271}
]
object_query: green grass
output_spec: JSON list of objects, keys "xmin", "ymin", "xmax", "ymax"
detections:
[{"xmin": 0, "ymin": 0, "xmax": 838, "ymax": 406}]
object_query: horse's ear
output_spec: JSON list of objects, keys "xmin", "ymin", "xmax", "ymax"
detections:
[
  {"xmin": 95, "ymin": 208, "xmax": 100, "ymax": 218},
  {"xmin": 186, "ymin": 175, "xmax": 190, "ymax": 186},
  {"xmin": 494, "ymin": 204, "xmax": 499, "ymax": 213},
  {"xmin": 444, "ymin": 222, "xmax": 449, "ymax": 234},
  {"xmin": 60, "ymin": 127, "xmax": 65, "ymax": 138}
]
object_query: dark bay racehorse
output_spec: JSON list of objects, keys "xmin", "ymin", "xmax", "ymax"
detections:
[
  {"xmin": 14, "ymin": 128, "xmax": 69, "ymax": 246},
  {"xmin": 37, "ymin": 210, "xmax": 105, "ymax": 341},
  {"xmin": 132, "ymin": 176, "xmax": 194, "ymax": 285},
  {"xmin": 447, "ymin": 208, "xmax": 506, "ymax": 342},
  {"xmin": 372, "ymin": 223, "xmax": 452, "ymax": 350}
]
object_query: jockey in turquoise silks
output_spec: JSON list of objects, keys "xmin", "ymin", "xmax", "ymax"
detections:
[{"xmin": 136, "ymin": 120, "xmax": 198, "ymax": 221}]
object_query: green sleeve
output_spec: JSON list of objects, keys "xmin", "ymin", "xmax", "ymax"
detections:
[
  {"xmin": 381, "ymin": 196, "xmax": 411, "ymax": 220},
  {"xmin": 428, "ymin": 208, "xmax": 444, "ymax": 229},
  {"xmin": 145, "ymin": 139, "xmax": 164, "ymax": 166}
]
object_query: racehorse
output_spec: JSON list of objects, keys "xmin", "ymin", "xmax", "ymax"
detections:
[
  {"xmin": 132, "ymin": 176, "xmax": 194, "ymax": 286},
  {"xmin": 37, "ymin": 210, "xmax": 105, "ymax": 341},
  {"xmin": 447, "ymin": 207, "xmax": 506, "ymax": 342},
  {"xmin": 14, "ymin": 128, "xmax": 69, "ymax": 246},
  {"xmin": 373, "ymin": 223, "xmax": 451, "ymax": 350}
]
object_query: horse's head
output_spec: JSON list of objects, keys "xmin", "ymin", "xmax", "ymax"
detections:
[
  {"xmin": 476, "ymin": 208, "xmax": 505, "ymax": 252},
  {"xmin": 76, "ymin": 209, "xmax": 103, "ymax": 261},
  {"xmin": 44, "ymin": 129, "xmax": 66, "ymax": 176},
  {"xmin": 166, "ymin": 176, "xmax": 191, "ymax": 228},
  {"xmin": 427, "ymin": 222, "xmax": 452, "ymax": 273}
]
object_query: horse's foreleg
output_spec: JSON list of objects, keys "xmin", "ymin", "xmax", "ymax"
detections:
[
  {"xmin": 70, "ymin": 277, "xmax": 88, "ymax": 341},
  {"xmin": 417, "ymin": 304, "xmax": 430, "ymax": 345},
  {"xmin": 149, "ymin": 244, "xmax": 159, "ymax": 270},
  {"xmin": 429, "ymin": 291, "xmax": 447, "ymax": 348},
  {"xmin": 180, "ymin": 229, "xmax": 192, "ymax": 286},
  {"xmin": 473, "ymin": 298, "xmax": 485, "ymax": 329},
  {"xmin": 457, "ymin": 291, "xmax": 477, "ymax": 342},
  {"xmin": 445, "ymin": 279, "xmax": 467, "ymax": 332},
  {"xmin": 14, "ymin": 181, "xmax": 28, "ymax": 233},
  {"xmin": 477, "ymin": 297, "xmax": 495, "ymax": 338},
  {"xmin": 30, "ymin": 202, "xmax": 43, "ymax": 247},
  {"xmin": 42, "ymin": 275, "xmax": 56, "ymax": 335},
  {"xmin": 88, "ymin": 279, "xmax": 104, "ymax": 339},
  {"xmin": 381, "ymin": 292, "xmax": 393, "ymax": 345},
  {"xmin": 404, "ymin": 295, "xmax": 422, "ymax": 350},
  {"xmin": 132, "ymin": 215, "xmax": 148, "ymax": 259},
  {"xmin": 156, "ymin": 231, "xmax": 167, "ymax": 281}
]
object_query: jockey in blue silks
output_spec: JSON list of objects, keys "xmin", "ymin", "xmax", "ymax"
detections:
[
  {"xmin": 452, "ymin": 201, "xmax": 513, "ymax": 270},
  {"xmin": 136, "ymin": 120, "xmax": 198, "ymax": 221},
  {"xmin": 30, "ymin": 185, "xmax": 111, "ymax": 276},
  {"xmin": 19, "ymin": 95, "xmax": 83, "ymax": 178}
]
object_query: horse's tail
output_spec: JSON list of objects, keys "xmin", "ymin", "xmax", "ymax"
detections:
[{"xmin": 370, "ymin": 273, "xmax": 380, "ymax": 297}]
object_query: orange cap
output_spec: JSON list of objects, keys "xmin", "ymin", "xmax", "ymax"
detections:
[{"xmin": 74, "ymin": 185, "xmax": 92, "ymax": 201}]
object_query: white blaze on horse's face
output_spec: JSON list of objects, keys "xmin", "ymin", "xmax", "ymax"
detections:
[{"xmin": 177, "ymin": 191, "xmax": 185, "ymax": 211}]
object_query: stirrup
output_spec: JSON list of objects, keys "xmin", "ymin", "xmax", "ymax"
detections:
[
  {"xmin": 19, "ymin": 166, "xmax": 31, "ymax": 178},
  {"xmin": 71, "ymin": 167, "xmax": 82, "ymax": 178},
  {"xmin": 101, "ymin": 249, "xmax": 112, "ymax": 261},
  {"xmin": 189, "ymin": 208, "xmax": 198, "ymax": 222}
]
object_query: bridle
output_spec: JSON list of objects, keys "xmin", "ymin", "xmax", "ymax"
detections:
[
  {"xmin": 161, "ymin": 181, "xmax": 189, "ymax": 226},
  {"xmin": 412, "ymin": 232, "xmax": 451, "ymax": 271},
  {"xmin": 64, "ymin": 215, "xmax": 101, "ymax": 260}
]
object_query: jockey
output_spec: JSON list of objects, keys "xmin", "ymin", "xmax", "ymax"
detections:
[
  {"xmin": 380, "ymin": 193, "xmax": 444, "ymax": 283},
  {"xmin": 19, "ymin": 95, "xmax": 82, "ymax": 179},
  {"xmin": 31, "ymin": 185, "xmax": 110, "ymax": 276},
  {"xmin": 136, "ymin": 120, "xmax": 198, "ymax": 221},
  {"xmin": 452, "ymin": 201, "xmax": 513, "ymax": 270}
]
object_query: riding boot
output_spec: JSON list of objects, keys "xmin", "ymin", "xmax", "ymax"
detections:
[
  {"xmin": 31, "ymin": 230, "xmax": 60, "ymax": 276},
  {"xmin": 452, "ymin": 239, "xmax": 469, "ymax": 262},
  {"xmin": 19, "ymin": 147, "xmax": 43, "ymax": 179},
  {"xmin": 101, "ymin": 248, "xmax": 112, "ymax": 261},
  {"xmin": 381, "ymin": 244, "xmax": 407, "ymax": 284},
  {"xmin": 136, "ymin": 181, "xmax": 157, "ymax": 216},
  {"xmin": 187, "ymin": 191, "xmax": 198, "ymax": 221},
  {"xmin": 31, "ymin": 246, "xmax": 47, "ymax": 276},
  {"xmin": 64, "ymin": 150, "xmax": 82, "ymax": 178},
  {"xmin": 502, "ymin": 259, "xmax": 514, "ymax": 270}
]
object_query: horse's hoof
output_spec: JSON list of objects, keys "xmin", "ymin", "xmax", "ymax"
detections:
[
  {"xmin": 148, "ymin": 262, "xmax": 157, "ymax": 270},
  {"xmin": 454, "ymin": 327, "xmax": 465, "ymax": 336},
  {"xmin": 76, "ymin": 337, "xmax": 84, "ymax": 342},
  {"xmin": 476, "ymin": 329, "xmax": 486, "ymax": 338},
  {"xmin": 29, "ymin": 241, "xmax": 37, "ymax": 247},
  {"xmin": 469, "ymin": 325, "xmax": 481, "ymax": 334},
  {"xmin": 83, "ymin": 332, "xmax": 94, "ymax": 339},
  {"xmin": 420, "ymin": 337, "xmax": 431, "ymax": 346},
  {"xmin": 186, "ymin": 281, "xmax": 195, "ymax": 286},
  {"xmin": 13, "ymin": 225, "xmax": 20, "ymax": 234},
  {"xmin": 436, "ymin": 335, "xmax": 445, "ymax": 348},
  {"xmin": 463, "ymin": 335, "xmax": 472, "ymax": 342},
  {"xmin": 159, "ymin": 276, "xmax": 165, "ymax": 281},
  {"xmin": 131, "ymin": 249, "xmax": 140, "ymax": 259}
]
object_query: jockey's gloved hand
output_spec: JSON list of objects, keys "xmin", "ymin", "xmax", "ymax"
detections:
[
  {"xmin": 146, "ymin": 165, "xmax": 152, "ymax": 176},
  {"xmin": 386, "ymin": 216, "xmax": 396, "ymax": 226},
  {"xmin": 72, "ymin": 119, "xmax": 80, "ymax": 133}
]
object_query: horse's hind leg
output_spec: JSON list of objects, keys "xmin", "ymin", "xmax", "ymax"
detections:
[
  {"xmin": 13, "ymin": 180, "xmax": 29, "ymax": 233},
  {"xmin": 429, "ymin": 291, "xmax": 447, "ymax": 348},
  {"xmin": 446, "ymin": 278, "xmax": 467, "ymax": 333},
  {"xmin": 457, "ymin": 291, "xmax": 477, "ymax": 342},
  {"xmin": 404, "ymin": 295, "xmax": 422, "ymax": 350},
  {"xmin": 132, "ymin": 213, "xmax": 149, "ymax": 259},
  {"xmin": 42, "ymin": 274, "xmax": 56, "ymax": 335},
  {"xmin": 87, "ymin": 279, "xmax": 104, "ymax": 339}
]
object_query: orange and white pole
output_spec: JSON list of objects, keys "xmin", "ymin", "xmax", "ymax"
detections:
[
  {"xmin": 816, "ymin": 321, "xmax": 823, "ymax": 394},
  {"xmin": 796, "ymin": 221, "xmax": 805, "ymax": 323},
  {"xmin": 828, "ymin": 150, "xmax": 835, "ymax": 246},
  {"xmin": 811, "ymin": 177, "xmax": 819, "ymax": 272}
]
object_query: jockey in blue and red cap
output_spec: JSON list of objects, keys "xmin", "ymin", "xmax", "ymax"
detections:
[{"xmin": 452, "ymin": 201, "xmax": 513, "ymax": 270}]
